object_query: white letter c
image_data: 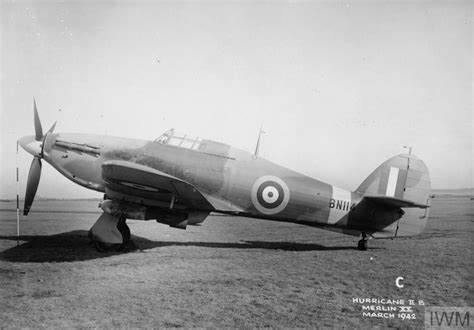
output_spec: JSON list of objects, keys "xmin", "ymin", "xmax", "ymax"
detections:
[{"xmin": 396, "ymin": 277, "xmax": 404, "ymax": 288}]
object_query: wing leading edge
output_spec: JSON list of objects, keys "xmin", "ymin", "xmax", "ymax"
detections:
[{"xmin": 101, "ymin": 160, "xmax": 214, "ymax": 211}]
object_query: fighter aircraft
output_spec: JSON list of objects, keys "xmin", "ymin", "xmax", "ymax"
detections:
[{"xmin": 18, "ymin": 101, "xmax": 431, "ymax": 251}]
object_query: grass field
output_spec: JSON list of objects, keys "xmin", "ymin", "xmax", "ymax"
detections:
[{"xmin": 0, "ymin": 197, "xmax": 472, "ymax": 327}]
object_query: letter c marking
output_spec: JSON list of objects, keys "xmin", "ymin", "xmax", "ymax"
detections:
[{"xmin": 396, "ymin": 277, "xmax": 404, "ymax": 288}]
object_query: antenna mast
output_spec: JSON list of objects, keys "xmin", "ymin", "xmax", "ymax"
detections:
[
  {"xmin": 403, "ymin": 145, "xmax": 412, "ymax": 154},
  {"xmin": 254, "ymin": 124, "xmax": 265, "ymax": 158}
]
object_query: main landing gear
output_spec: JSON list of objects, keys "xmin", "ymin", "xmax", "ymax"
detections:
[
  {"xmin": 89, "ymin": 213, "xmax": 132, "ymax": 252},
  {"xmin": 357, "ymin": 233, "xmax": 368, "ymax": 251},
  {"xmin": 95, "ymin": 217, "xmax": 131, "ymax": 252}
]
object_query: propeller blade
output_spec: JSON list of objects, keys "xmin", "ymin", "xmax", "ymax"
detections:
[
  {"xmin": 46, "ymin": 121, "xmax": 57, "ymax": 135},
  {"xmin": 40, "ymin": 121, "xmax": 57, "ymax": 157},
  {"xmin": 34, "ymin": 99, "xmax": 43, "ymax": 141},
  {"xmin": 24, "ymin": 157, "xmax": 42, "ymax": 216}
]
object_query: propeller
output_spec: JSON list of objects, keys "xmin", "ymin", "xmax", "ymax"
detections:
[
  {"xmin": 23, "ymin": 157, "xmax": 42, "ymax": 215},
  {"xmin": 34, "ymin": 99, "xmax": 43, "ymax": 141},
  {"xmin": 20, "ymin": 99, "xmax": 56, "ymax": 215}
]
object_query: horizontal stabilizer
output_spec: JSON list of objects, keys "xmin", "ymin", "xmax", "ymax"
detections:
[{"xmin": 364, "ymin": 195, "xmax": 429, "ymax": 209}]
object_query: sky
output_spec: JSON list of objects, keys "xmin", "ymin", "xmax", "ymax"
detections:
[{"xmin": 1, "ymin": 0, "xmax": 472, "ymax": 199}]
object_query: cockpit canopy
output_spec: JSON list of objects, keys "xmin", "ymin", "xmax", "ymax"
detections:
[
  {"xmin": 155, "ymin": 129, "xmax": 202, "ymax": 150},
  {"xmin": 155, "ymin": 129, "xmax": 236, "ymax": 159}
]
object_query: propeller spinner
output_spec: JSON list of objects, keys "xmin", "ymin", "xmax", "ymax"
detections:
[{"xmin": 18, "ymin": 99, "xmax": 56, "ymax": 215}]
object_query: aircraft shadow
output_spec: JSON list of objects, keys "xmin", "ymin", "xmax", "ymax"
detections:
[{"xmin": 0, "ymin": 230, "xmax": 360, "ymax": 263}]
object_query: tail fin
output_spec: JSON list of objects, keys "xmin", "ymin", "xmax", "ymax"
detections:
[
  {"xmin": 353, "ymin": 154, "xmax": 431, "ymax": 238},
  {"xmin": 356, "ymin": 154, "xmax": 431, "ymax": 204}
]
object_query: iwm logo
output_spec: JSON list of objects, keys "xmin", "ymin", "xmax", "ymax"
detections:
[{"xmin": 425, "ymin": 307, "xmax": 473, "ymax": 328}]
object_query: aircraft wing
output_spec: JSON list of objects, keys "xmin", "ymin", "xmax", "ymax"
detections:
[
  {"xmin": 101, "ymin": 160, "xmax": 215, "ymax": 211},
  {"xmin": 364, "ymin": 195, "xmax": 429, "ymax": 209}
]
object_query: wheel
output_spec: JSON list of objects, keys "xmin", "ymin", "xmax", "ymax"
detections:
[
  {"xmin": 357, "ymin": 239, "xmax": 368, "ymax": 251},
  {"xmin": 94, "ymin": 240, "xmax": 121, "ymax": 252},
  {"xmin": 117, "ymin": 219, "xmax": 131, "ymax": 243},
  {"xmin": 116, "ymin": 218, "xmax": 131, "ymax": 251},
  {"xmin": 93, "ymin": 218, "xmax": 131, "ymax": 252}
]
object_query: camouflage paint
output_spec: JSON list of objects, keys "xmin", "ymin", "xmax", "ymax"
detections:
[{"xmin": 37, "ymin": 132, "xmax": 431, "ymax": 238}]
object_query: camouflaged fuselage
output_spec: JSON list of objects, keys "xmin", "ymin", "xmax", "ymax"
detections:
[{"xmin": 43, "ymin": 132, "xmax": 359, "ymax": 229}]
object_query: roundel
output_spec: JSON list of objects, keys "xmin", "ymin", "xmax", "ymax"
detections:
[{"xmin": 251, "ymin": 175, "xmax": 290, "ymax": 215}]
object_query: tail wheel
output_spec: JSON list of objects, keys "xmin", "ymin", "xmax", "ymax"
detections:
[
  {"xmin": 357, "ymin": 239, "xmax": 368, "ymax": 251},
  {"xmin": 357, "ymin": 233, "xmax": 368, "ymax": 251}
]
